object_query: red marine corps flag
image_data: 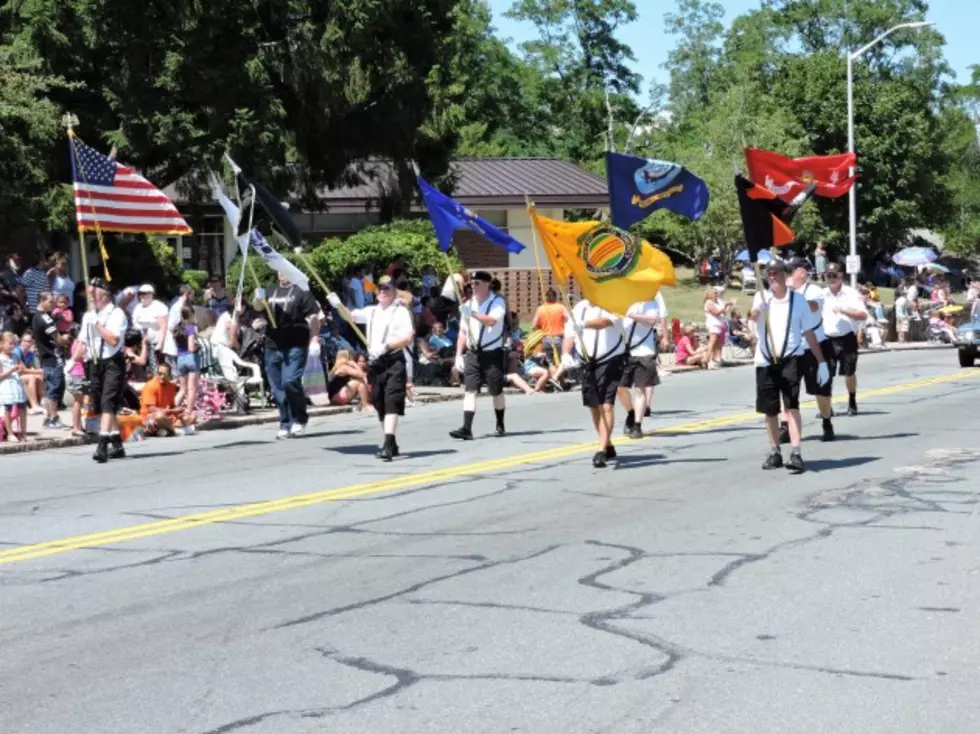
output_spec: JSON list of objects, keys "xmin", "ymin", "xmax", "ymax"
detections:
[{"xmin": 745, "ymin": 148, "xmax": 856, "ymax": 202}]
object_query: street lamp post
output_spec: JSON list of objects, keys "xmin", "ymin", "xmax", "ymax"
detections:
[{"xmin": 846, "ymin": 20, "xmax": 934, "ymax": 288}]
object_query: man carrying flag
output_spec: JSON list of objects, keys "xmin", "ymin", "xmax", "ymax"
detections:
[
  {"xmin": 749, "ymin": 260, "xmax": 830, "ymax": 474},
  {"xmin": 449, "ymin": 270, "xmax": 509, "ymax": 441},
  {"xmin": 562, "ymin": 298, "xmax": 626, "ymax": 469},
  {"xmin": 330, "ymin": 277, "xmax": 415, "ymax": 461}
]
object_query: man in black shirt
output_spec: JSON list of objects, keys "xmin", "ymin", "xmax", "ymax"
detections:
[
  {"xmin": 32, "ymin": 291, "xmax": 69, "ymax": 430},
  {"xmin": 255, "ymin": 270, "xmax": 321, "ymax": 439}
]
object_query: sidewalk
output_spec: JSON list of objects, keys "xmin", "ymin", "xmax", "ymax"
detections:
[{"xmin": 0, "ymin": 341, "xmax": 953, "ymax": 456}]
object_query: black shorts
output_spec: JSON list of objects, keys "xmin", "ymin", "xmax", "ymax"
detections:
[
  {"xmin": 463, "ymin": 349, "xmax": 506, "ymax": 397},
  {"xmin": 830, "ymin": 332, "xmax": 859, "ymax": 377},
  {"xmin": 368, "ymin": 353, "xmax": 407, "ymax": 420},
  {"xmin": 756, "ymin": 356, "xmax": 802, "ymax": 416},
  {"xmin": 582, "ymin": 355, "xmax": 626, "ymax": 408},
  {"xmin": 89, "ymin": 354, "xmax": 126, "ymax": 416},
  {"xmin": 802, "ymin": 340, "xmax": 835, "ymax": 397},
  {"xmin": 620, "ymin": 355, "xmax": 661, "ymax": 389}
]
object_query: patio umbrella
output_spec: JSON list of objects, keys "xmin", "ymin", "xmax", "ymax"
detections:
[
  {"xmin": 892, "ymin": 246, "xmax": 937, "ymax": 267},
  {"xmin": 734, "ymin": 249, "xmax": 773, "ymax": 263},
  {"xmin": 924, "ymin": 262, "xmax": 950, "ymax": 273}
]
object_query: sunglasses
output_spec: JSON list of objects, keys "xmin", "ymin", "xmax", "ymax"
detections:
[{"xmin": 826, "ymin": 274, "xmax": 842, "ymax": 280}]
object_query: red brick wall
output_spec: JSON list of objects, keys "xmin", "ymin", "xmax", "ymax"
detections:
[
  {"xmin": 483, "ymin": 268, "xmax": 582, "ymax": 324},
  {"xmin": 453, "ymin": 229, "xmax": 510, "ymax": 269}
]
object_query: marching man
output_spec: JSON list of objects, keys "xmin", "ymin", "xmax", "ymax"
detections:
[
  {"xmin": 329, "ymin": 275, "xmax": 414, "ymax": 461},
  {"xmin": 562, "ymin": 297, "xmax": 626, "ymax": 469},
  {"xmin": 785, "ymin": 257, "xmax": 837, "ymax": 442},
  {"xmin": 619, "ymin": 290, "xmax": 669, "ymax": 439},
  {"xmin": 822, "ymin": 262, "xmax": 867, "ymax": 415},
  {"xmin": 82, "ymin": 278, "xmax": 130, "ymax": 463},
  {"xmin": 449, "ymin": 271, "xmax": 508, "ymax": 440},
  {"xmin": 749, "ymin": 260, "xmax": 829, "ymax": 474}
]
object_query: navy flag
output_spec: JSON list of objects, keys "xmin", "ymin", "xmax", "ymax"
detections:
[
  {"xmin": 417, "ymin": 176, "xmax": 525, "ymax": 254},
  {"xmin": 606, "ymin": 152, "xmax": 710, "ymax": 230}
]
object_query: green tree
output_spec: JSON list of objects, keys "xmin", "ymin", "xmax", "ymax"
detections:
[{"xmin": 506, "ymin": 0, "xmax": 641, "ymax": 162}]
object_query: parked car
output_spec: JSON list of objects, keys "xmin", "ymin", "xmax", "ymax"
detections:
[{"xmin": 954, "ymin": 320, "xmax": 980, "ymax": 367}]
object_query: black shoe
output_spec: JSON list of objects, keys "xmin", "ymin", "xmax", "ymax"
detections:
[
  {"xmin": 847, "ymin": 404, "xmax": 858, "ymax": 416},
  {"xmin": 92, "ymin": 438, "xmax": 109, "ymax": 464},
  {"xmin": 604, "ymin": 444, "xmax": 617, "ymax": 460},
  {"xmin": 779, "ymin": 422, "xmax": 790, "ymax": 445},
  {"xmin": 495, "ymin": 425, "xmax": 506, "ymax": 437},
  {"xmin": 628, "ymin": 425, "xmax": 644, "ymax": 440},
  {"xmin": 592, "ymin": 451, "xmax": 607, "ymax": 468},
  {"xmin": 821, "ymin": 419, "xmax": 835, "ymax": 442},
  {"xmin": 449, "ymin": 427, "xmax": 474, "ymax": 440},
  {"xmin": 377, "ymin": 444, "xmax": 393, "ymax": 462},
  {"xmin": 622, "ymin": 420, "xmax": 634, "ymax": 437},
  {"xmin": 108, "ymin": 436, "xmax": 126, "ymax": 460},
  {"xmin": 644, "ymin": 407, "xmax": 652, "ymax": 418},
  {"xmin": 786, "ymin": 452, "xmax": 805, "ymax": 474},
  {"xmin": 762, "ymin": 450, "xmax": 783, "ymax": 470},
  {"xmin": 392, "ymin": 440, "xmax": 400, "ymax": 457}
]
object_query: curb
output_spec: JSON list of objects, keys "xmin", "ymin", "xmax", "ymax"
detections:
[{"xmin": 0, "ymin": 344, "xmax": 953, "ymax": 457}]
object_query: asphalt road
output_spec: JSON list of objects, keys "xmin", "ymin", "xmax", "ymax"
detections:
[{"xmin": 2, "ymin": 349, "xmax": 980, "ymax": 734}]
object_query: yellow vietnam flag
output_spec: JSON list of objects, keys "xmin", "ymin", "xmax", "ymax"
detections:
[{"xmin": 529, "ymin": 207, "xmax": 676, "ymax": 317}]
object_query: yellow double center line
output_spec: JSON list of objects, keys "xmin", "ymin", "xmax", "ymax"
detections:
[{"xmin": 1, "ymin": 369, "xmax": 976, "ymax": 566}]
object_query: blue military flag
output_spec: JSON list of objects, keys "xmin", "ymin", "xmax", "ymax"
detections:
[
  {"xmin": 416, "ymin": 176, "xmax": 525, "ymax": 254},
  {"xmin": 606, "ymin": 152, "xmax": 710, "ymax": 229}
]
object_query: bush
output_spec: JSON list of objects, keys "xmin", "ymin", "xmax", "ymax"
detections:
[
  {"xmin": 309, "ymin": 219, "xmax": 461, "ymax": 291},
  {"xmin": 227, "ymin": 219, "xmax": 462, "ymax": 298},
  {"xmin": 181, "ymin": 270, "xmax": 209, "ymax": 292}
]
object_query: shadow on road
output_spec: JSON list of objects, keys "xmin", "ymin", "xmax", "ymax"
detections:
[
  {"xmin": 804, "ymin": 455, "xmax": 879, "ymax": 472},
  {"xmin": 614, "ymin": 454, "xmax": 727, "ymax": 470},
  {"xmin": 805, "ymin": 432, "xmax": 918, "ymax": 443},
  {"xmin": 325, "ymin": 445, "xmax": 457, "ymax": 459}
]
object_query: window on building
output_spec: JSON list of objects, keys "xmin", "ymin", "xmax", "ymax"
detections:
[
  {"xmin": 475, "ymin": 210, "xmax": 508, "ymax": 230},
  {"xmin": 184, "ymin": 216, "xmax": 225, "ymax": 275}
]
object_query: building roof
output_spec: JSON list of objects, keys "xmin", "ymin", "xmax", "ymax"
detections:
[
  {"xmin": 317, "ymin": 158, "xmax": 608, "ymax": 212},
  {"xmin": 171, "ymin": 158, "xmax": 608, "ymax": 213}
]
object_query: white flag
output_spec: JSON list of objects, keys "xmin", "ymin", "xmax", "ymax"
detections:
[{"xmin": 250, "ymin": 229, "xmax": 310, "ymax": 291}]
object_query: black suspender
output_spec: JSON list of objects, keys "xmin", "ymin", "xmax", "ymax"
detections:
[
  {"xmin": 581, "ymin": 305, "xmax": 622, "ymax": 365},
  {"xmin": 470, "ymin": 295, "xmax": 503, "ymax": 352},
  {"xmin": 761, "ymin": 292, "xmax": 796, "ymax": 365}
]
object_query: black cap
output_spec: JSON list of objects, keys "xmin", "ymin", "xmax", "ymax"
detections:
[
  {"xmin": 787, "ymin": 257, "xmax": 811, "ymax": 273},
  {"xmin": 90, "ymin": 277, "xmax": 114, "ymax": 294},
  {"xmin": 766, "ymin": 259, "xmax": 791, "ymax": 274},
  {"xmin": 825, "ymin": 262, "xmax": 844, "ymax": 276},
  {"xmin": 472, "ymin": 270, "xmax": 493, "ymax": 284}
]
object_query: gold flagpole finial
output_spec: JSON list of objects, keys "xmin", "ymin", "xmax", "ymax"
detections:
[{"xmin": 61, "ymin": 113, "xmax": 79, "ymax": 135}]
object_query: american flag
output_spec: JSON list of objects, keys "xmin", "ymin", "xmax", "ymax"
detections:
[{"xmin": 70, "ymin": 138, "xmax": 192, "ymax": 235}]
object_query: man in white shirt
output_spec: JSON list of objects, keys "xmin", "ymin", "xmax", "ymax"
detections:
[
  {"xmin": 750, "ymin": 260, "xmax": 829, "ymax": 473},
  {"xmin": 822, "ymin": 262, "xmax": 867, "ymax": 415},
  {"xmin": 83, "ymin": 278, "xmax": 130, "ymax": 463},
  {"xmin": 618, "ymin": 292, "xmax": 669, "ymax": 439},
  {"xmin": 787, "ymin": 258, "xmax": 837, "ymax": 442},
  {"xmin": 562, "ymin": 298, "xmax": 626, "ymax": 469},
  {"xmin": 449, "ymin": 271, "xmax": 508, "ymax": 440},
  {"xmin": 333, "ymin": 275, "xmax": 414, "ymax": 461}
]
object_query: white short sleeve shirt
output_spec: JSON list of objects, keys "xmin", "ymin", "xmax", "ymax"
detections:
[
  {"xmin": 752, "ymin": 290, "xmax": 810, "ymax": 367},
  {"xmin": 566, "ymin": 300, "xmax": 625, "ymax": 363},
  {"xmin": 623, "ymin": 299, "xmax": 664, "ymax": 358},
  {"xmin": 822, "ymin": 284, "xmax": 864, "ymax": 337}
]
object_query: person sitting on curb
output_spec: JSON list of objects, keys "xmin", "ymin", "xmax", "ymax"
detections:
[{"xmin": 140, "ymin": 362, "xmax": 194, "ymax": 437}]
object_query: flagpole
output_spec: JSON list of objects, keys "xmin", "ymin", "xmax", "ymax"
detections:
[
  {"xmin": 524, "ymin": 195, "xmax": 561, "ymax": 365},
  {"xmin": 247, "ymin": 258, "xmax": 278, "ymax": 329},
  {"xmin": 65, "ymin": 122, "xmax": 111, "ymax": 282},
  {"xmin": 292, "ymin": 248, "xmax": 368, "ymax": 347},
  {"xmin": 235, "ymin": 187, "xmax": 256, "ymax": 311}
]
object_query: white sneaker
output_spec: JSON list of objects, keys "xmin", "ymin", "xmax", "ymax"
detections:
[
  {"xmin": 289, "ymin": 423, "xmax": 307, "ymax": 437},
  {"xmin": 276, "ymin": 428, "xmax": 289, "ymax": 440}
]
